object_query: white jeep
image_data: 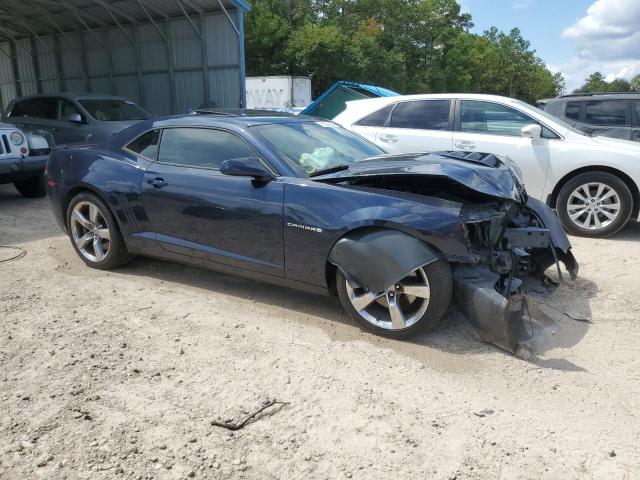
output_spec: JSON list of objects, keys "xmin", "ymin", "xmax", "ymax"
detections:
[{"xmin": 0, "ymin": 123, "xmax": 50, "ymax": 198}]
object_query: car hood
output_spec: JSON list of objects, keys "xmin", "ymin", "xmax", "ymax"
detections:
[
  {"xmin": 312, "ymin": 151, "xmax": 523, "ymax": 202},
  {"xmin": 586, "ymin": 135, "xmax": 640, "ymax": 152}
]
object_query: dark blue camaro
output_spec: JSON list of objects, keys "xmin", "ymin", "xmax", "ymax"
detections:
[{"xmin": 46, "ymin": 111, "xmax": 578, "ymax": 358}]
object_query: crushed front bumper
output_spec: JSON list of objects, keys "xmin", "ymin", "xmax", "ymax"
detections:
[{"xmin": 454, "ymin": 197, "xmax": 578, "ymax": 358}]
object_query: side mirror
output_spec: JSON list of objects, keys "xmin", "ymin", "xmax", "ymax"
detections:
[
  {"xmin": 65, "ymin": 113, "xmax": 84, "ymax": 123},
  {"xmin": 521, "ymin": 124, "xmax": 542, "ymax": 139},
  {"xmin": 220, "ymin": 157, "xmax": 274, "ymax": 183}
]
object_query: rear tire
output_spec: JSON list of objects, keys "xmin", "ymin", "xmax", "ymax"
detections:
[
  {"xmin": 336, "ymin": 259, "xmax": 452, "ymax": 339},
  {"xmin": 556, "ymin": 172, "xmax": 632, "ymax": 238},
  {"xmin": 14, "ymin": 174, "xmax": 46, "ymax": 198},
  {"xmin": 66, "ymin": 192, "xmax": 134, "ymax": 270}
]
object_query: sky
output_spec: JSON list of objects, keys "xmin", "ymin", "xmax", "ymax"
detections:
[{"xmin": 461, "ymin": 0, "xmax": 640, "ymax": 92}]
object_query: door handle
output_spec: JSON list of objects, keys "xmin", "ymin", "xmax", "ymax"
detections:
[
  {"xmin": 455, "ymin": 141, "xmax": 476, "ymax": 150},
  {"xmin": 148, "ymin": 177, "xmax": 168, "ymax": 188},
  {"xmin": 379, "ymin": 134, "xmax": 398, "ymax": 143}
]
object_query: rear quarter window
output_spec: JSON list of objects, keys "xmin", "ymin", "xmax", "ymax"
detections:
[
  {"xmin": 355, "ymin": 104, "xmax": 394, "ymax": 127},
  {"xmin": 126, "ymin": 130, "xmax": 160, "ymax": 160},
  {"xmin": 389, "ymin": 100, "xmax": 451, "ymax": 130}
]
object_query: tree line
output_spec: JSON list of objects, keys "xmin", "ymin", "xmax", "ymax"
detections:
[
  {"xmin": 244, "ymin": 0, "xmax": 565, "ymax": 104},
  {"xmin": 574, "ymin": 72, "xmax": 640, "ymax": 94}
]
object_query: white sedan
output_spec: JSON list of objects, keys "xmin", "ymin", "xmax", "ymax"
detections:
[{"xmin": 334, "ymin": 93, "xmax": 640, "ymax": 237}]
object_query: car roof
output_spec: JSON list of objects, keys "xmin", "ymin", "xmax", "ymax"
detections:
[
  {"xmin": 10, "ymin": 93, "xmax": 136, "ymax": 102},
  {"xmin": 551, "ymin": 92, "xmax": 640, "ymax": 101},
  {"xmin": 344, "ymin": 92, "xmax": 528, "ymax": 107},
  {"xmin": 153, "ymin": 110, "xmax": 320, "ymax": 128}
]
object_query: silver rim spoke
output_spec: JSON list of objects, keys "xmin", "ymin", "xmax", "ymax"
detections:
[
  {"xmin": 72, "ymin": 209, "xmax": 92, "ymax": 229},
  {"xmin": 75, "ymin": 232, "xmax": 93, "ymax": 249},
  {"xmin": 387, "ymin": 295, "xmax": 406, "ymax": 329},
  {"xmin": 402, "ymin": 283, "xmax": 431, "ymax": 299},
  {"xmin": 350, "ymin": 291, "xmax": 381, "ymax": 312},
  {"xmin": 97, "ymin": 228, "xmax": 110, "ymax": 240},
  {"xmin": 345, "ymin": 267, "xmax": 430, "ymax": 331},
  {"xmin": 567, "ymin": 182, "xmax": 620, "ymax": 230}
]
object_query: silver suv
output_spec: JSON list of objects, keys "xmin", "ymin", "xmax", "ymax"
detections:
[
  {"xmin": 2, "ymin": 94, "xmax": 152, "ymax": 147},
  {"xmin": 543, "ymin": 93, "xmax": 640, "ymax": 142},
  {"xmin": 0, "ymin": 123, "xmax": 50, "ymax": 197}
]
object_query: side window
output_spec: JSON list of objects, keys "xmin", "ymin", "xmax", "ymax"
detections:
[
  {"xmin": 389, "ymin": 100, "xmax": 451, "ymax": 130},
  {"xmin": 126, "ymin": 130, "xmax": 160, "ymax": 160},
  {"xmin": 8, "ymin": 100, "xmax": 31, "ymax": 117},
  {"xmin": 565, "ymin": 101, "xmax": 582, "ymax": 121},
  {"xmin": 460, "ymin": 101, "xmax": 533, "ymax": 136},
  {"xmin": 355, "ymin": 104, "xmax": 394, "ymax": 127},
  {"xmin": 60, "ymin": 100, "xmax": 82, "ymax": 120},
  {"xmin": 636, "ymin": 101, "xmax": 640, "ymax": 126},
  {"xmin": 584, "ymin": 100, "xmax": 628, "ymax": 126},
  {"xmin": 28, "ymin": 98, "xmax": 58, "ymax": 119},
  {"xmin": 157, "ymin": 128, "xmax": 255, "ymax": 169}
]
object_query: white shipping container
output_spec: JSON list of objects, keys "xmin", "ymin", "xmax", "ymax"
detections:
[{"xmin": 246, "ymin": 76, "xmax": 312, "ymax": 110}]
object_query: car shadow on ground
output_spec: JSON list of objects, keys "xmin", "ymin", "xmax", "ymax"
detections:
[
  {"xmin": 118, "ymin": 255, "xmax": 595, "ymax": 372},
  {"xmin": 606, "ymin": 221, "xmax": 640, "ymax": 241}
]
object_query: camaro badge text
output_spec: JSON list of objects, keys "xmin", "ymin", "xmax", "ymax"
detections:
[{"xmin": 287, "ymin": 222, "xmax": 323, "ymax": 233}]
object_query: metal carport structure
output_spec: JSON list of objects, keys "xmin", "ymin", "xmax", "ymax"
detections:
[{"xmin": 0, "ymin": 0, "xmax": 251, "ymax": 116}]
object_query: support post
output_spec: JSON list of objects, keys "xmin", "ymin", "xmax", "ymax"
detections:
[
  {"xmin": 164, "ymin": 19, "xmax": 177, "ymax": 114},
  {"xmin": 29, "ymin": 38, "xmax": 43, "ymax": 93},
  {"xmin": 132, "ymin": 27, "xmax": 145, "ymax": 107},
  {"xmin": 78, "ymin": 32, "xmax": 91, "ymax": 92},
  {"xmin": 53, "ymin": 35, "xmax": 66, "ymax": 92},
  {"xmin": 236, "ymin": 8, "xmax": 246, "ymax": 108},
  {"xmin": 199, "ymin": 14, "xmax": 210, "ymax": 107},
  {"xmin": 8, "ymin": 41, "xmax": 21, "ymax": 98}
]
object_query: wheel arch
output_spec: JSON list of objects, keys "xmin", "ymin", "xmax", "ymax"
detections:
[
  {"xmin": 547, "ymin": 166, "xmax": 640, "ymax": 219},
  {"xmin": 62, "ymin": 184, "xmax": 119, "ymax": 230},
  {"xmin": 324, "ymin": 226, "xmax": 442, "ymax": 294}
]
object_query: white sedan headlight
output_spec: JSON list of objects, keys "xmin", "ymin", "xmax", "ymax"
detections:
[{"xmin": 10, "ymin": 131, "xmax": 25, "ymax": 146}]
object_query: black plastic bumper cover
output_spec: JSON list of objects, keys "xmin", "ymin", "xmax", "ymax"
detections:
[{"xmin": 0, "ymin": 154, "xmax": 48, "ymax": 179}]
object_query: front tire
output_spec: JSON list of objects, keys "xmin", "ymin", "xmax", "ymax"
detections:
[
  {"xmin": 336, "ymin": 259, "xmax": 452, "ymax": 339},
  {"xmin": 556, "ymin": 172, "xmax": 632, "ymax": 238},
  {"xmin": 66, "ymin": 192, "xmax": 133, "ymax": 270},
  {"xmin": 14, "ymin": 173, "xmax": 46, "ymax": 198}
]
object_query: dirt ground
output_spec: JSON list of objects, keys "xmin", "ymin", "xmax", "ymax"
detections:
[{"xmin": 0, "ymin": 182, "xmax": 639, "ymax": 480}]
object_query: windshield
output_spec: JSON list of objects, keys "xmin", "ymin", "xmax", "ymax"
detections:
[
  {"xmin": 79, "ymin": 99, "xmax": 150, "ymax": 122},
  {"xmin": 251, "ymin": 121, "xmax": 384, "ymax": 176}
]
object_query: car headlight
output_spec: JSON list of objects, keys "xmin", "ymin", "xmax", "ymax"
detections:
[{"xmin": 10, "ymin": 132, "xmax": 24, "ymax": 146}]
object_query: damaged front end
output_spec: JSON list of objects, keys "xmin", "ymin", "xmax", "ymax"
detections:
[
  {"xmin": 455, "ymin": 195, "xmax": 578, "ymax": 358},
  {"xmin": 318, "ymin": 150, "xmax": 579, "ymax": 358}
]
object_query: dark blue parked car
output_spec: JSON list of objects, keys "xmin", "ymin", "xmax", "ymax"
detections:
[{"xmin": 46, "ymin": 111, "xmax": 578, "ymax": 358}]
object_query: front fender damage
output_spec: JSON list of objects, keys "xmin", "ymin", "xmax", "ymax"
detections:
[{"xmin": 328, "ymin": 228, "xmax": 439, "ymax": 292}]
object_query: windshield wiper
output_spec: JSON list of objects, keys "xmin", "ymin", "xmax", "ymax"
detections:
[{"xmin": 308, "ymin": 164, "xmax": 350, "ymax": 178}]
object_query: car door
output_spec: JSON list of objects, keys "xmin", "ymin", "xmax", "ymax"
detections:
[
  {"xmin": 372, "ymin": 99, "xmax": 454, "ymax": 153},
  {"xmin": 140, "ymin": 126, "xmax": 285, "ymax": 277},
  {"xmin": 54, "ymin": 99, "xmax": 94, "ymax": 145},
  {"xmin": 452, "ymin": 99, "xmax": 551, "ymax": 199}
]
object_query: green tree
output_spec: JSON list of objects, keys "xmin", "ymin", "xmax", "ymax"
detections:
[
  {"xmin": 244, "ymin": 0, "xmax": 563, "ymax": 104},
  {"xmin": 574, "ymin": 72, "xmax": 608, "ymax": 93},
  {"xmin": 631, "ymin": 74, "xmax": 640, "ymax": 91},
  {"xmin": 607, "ymin": 78, "xmax": 631, "ymax": 92}
]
